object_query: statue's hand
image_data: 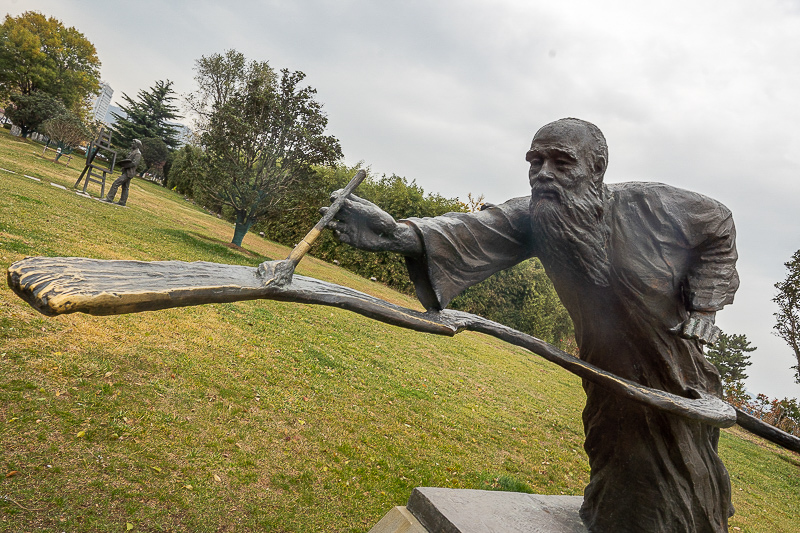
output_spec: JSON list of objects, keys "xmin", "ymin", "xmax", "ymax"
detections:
[
  {"xmin": 670, "ymin": 310, "xmax": 720, "ymax": 345},
  {"xmin": 322, "ymin": 192, "xmax": 422, "ymax": 255}
]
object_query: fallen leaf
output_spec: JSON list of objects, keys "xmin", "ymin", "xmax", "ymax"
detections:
[
  {"xmin": 104, "ymin": 371, "xmax": 113, "ymax": 378},
  {"xmin": 213, "ymin": 474, "xmax": 221, "ymax": 482},
  {"xmin": 6, "ymin": 471, "xmax": 18, "ymax": 477},
  {"xmin": 126, "ymin": 522, "xmax": 134, "ymax": 530},
  {"xmin": 76, "ymin": 430, "xmax": 86, "ymax": 438},
  {"xmin": 184, "ymin": 484, "xmax": 193, "ymax": 490},
  {"xmin": 151, "ymin": 466, "xmax": 162, "ymax": 473}
]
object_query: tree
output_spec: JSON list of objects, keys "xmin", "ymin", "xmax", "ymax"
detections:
[
  {"xmin": 704, "ymin": 332, "xmax": 756, "ymax": 393},
  {"xmin": 450, "ymin": 258, "xmax": 575, "ymax": 346},
  {"xmin": 4, "ymin": 91, "xmax": 66, "ymax": 137},
  {"xmin": 166, "ymin": 144, "xmax": 206, "ymax": 197},
  {"xmin": 41, "ymin": 110, "xmax": 92, "ymax": 150},
  {"xmin": 0, "ymin": 11, "xmax": 100, "ymax": 110},
  {"xmin": 188, "ymin": 50, "xmax": 342, "ymax": 246},
  {"xmin": 111, "ymin": 80, "xmax": 183, "ymax": 150},
  {"xmin": 260, "ymin": 164, "xmax": 469, "ymax": 291},
  {"xmin": 774, "ymin": 249, "xmax": 800, "ymax": 384},
  {"xmin": 139, "ymin": 137, "xmax": 170, "ymax": 180}
]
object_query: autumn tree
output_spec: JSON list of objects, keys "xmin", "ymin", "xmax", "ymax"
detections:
[
  {"xmin": 0, "ymin": 11, "xmax": 100, "ymax": 110},
  {"xmin": 188, "ymin": 50, "xmax": 342, "ymax": 246},
  {"xmin": 41, "ymin": 110, "xmax": 93, "ymax": 151},
  {"xmin": 111, "ymin": 80, "xmax": 183, "ymax": 150},
  {"xmin": 774, "ymin": 249, "xmax": 800, "ymax": 384}
]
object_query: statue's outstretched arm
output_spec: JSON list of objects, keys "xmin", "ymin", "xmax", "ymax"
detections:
[{"xmin": 323, "ymin": 193, "xmax": 422, "ymax": 256}]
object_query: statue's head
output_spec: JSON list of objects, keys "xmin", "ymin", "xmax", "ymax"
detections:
[
  {"xmin": 132, "ymin": 139, "xmax": 143, "ymax": 151},
  {"xmin": 526, "ymin": 118, "xmax": 608, "ymax": 194},
  {"xmin": 526, "ymin": 118, "xmax": 611, "ymax": 286}
]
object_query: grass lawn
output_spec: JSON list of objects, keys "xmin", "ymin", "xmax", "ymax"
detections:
[{"xmin": 1, "ymin": 130, "xmax": 798, "ymax": 532}]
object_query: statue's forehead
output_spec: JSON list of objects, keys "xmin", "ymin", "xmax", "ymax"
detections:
[
  {"xmin": 530, "ymin": 125, "xmax": 591, "ymax": 156},
  {"xmin": 528, "ymin": 137, "xmax": 580, "ymax": 159}
]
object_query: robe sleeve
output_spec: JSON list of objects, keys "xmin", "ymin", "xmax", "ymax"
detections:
[
  {"xmin": 613, "ymin": 182, "xmax": 739, "ymax": 313},
  {"xmin": 683, "ymin": 199, "xmax": 739, "ymax": 312},
  {"xmin": 403, "ymin": 196, "xmax": 535, "ymax": 310}
]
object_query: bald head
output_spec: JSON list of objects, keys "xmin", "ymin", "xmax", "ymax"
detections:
[{"xmin": 527, "ymin": 118, "xmax": 608, "ymax": 181}]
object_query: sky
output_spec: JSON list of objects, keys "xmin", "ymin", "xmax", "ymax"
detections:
[{"xmin": 7, "ymin": 0, "xmax": 800, "ymax": 400}]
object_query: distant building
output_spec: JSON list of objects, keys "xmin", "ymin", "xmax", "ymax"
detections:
[
  {"xmin": 91, "ymin": 81, "xmax": 114, "ymax": 123},
  {"xmin": 104, "ymin": 104, "xmax": 125, "ymax": 126}
]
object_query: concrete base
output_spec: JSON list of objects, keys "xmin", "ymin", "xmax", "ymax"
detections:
[
  {"xmin": 368, "ymin": 506, "xmax": 428, "ymax": 533},
  {"xmin": 370, "ymin": 488, "xmax": 587, "ymax": 533}
]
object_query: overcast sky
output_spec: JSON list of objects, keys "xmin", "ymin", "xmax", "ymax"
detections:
[{"xmin": 7, "ymin": 0, "xmax": 800, "ymax": 399}]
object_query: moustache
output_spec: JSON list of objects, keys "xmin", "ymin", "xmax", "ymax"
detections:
[{"xmin": 530, "ymin": 182, "xmax": 564, "ymax": 204}]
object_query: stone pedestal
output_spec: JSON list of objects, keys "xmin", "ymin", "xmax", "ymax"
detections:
[{"xmin": 369, "ymin": 487, "xmax": 587, "ymax": 533}]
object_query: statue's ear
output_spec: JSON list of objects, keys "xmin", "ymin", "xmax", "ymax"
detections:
[{"xmin": 593, "ymin": 156, "xmax": 607, "ymax": 181}]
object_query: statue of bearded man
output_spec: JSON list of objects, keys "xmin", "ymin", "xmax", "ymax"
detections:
[{"xmin": 326, "ymin": 118, "xmax": 739, "ymax": 532}]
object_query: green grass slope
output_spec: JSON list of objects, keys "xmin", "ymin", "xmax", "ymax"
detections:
[{"xmin": 1, "ymin": 131, "xmax": 797, "ymax": 532}]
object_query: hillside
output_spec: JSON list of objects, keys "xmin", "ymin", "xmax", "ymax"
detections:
[{"xmin": 1, "ymin": 130, "xmax": 798, "ymax": 532}]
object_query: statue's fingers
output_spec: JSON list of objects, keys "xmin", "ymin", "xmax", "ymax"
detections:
[
  {"xmin": 707, "ymin": 325, "xmax": 721, "ymax": 345},
  {"xmin": 698, "ymin": 324, "xmax": 721, "ymax": 345},
  {"xmin": 327, "ymin": 220, "xmax": 347, "ymax": 233},
  {"xmin": 681, "ymin": 317, "xmax": 698, "ymax": 339},
  {"xmin": 695, "ymin": 320, "xmax": 711, "ymax": 343},
  {"xmin": 334, "ymin": 229, "xmax": 351, "ymax": 245}
]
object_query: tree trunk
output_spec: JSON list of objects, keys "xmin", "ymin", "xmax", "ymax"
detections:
[{"xmin": 231, "ymin": 212, "xmax": 253, "ymax": 247}]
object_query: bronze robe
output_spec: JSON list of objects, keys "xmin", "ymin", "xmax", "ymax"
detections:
[{"xmin": 404, "ymin": 182, "xmax": 739, "ymax": 533}]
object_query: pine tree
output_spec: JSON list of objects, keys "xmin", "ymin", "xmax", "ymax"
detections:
[
  {"xmin": 111, "ymin": 80, "xmax": 182, "ymax": 150},
  {"xmin": 705, "ymin": 332, "xmax": 756, "ymax": 392}
]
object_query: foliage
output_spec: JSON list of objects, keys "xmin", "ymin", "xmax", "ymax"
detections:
[
  {"xmin": 704, "ymin": 332, "xmax": 756, "ymax": 394},
  {"xmin": 111, "ymin": 80, "xmax": 183, "ymax": 151},
  {"xmin": 0, "ymin": 11, "xmax": 100, "ymax": 110},
  {"xmin": 188, "ymin": 49, "xmax": 342, "ymax": 246},
  {"xmin": 166, "ymin": 144, "xmax": 206, "ymax": 197},
  {"xmin": 4, "ymin": 90, "xmax": 67, "ymax": 137},
  {"xmin": 774, "ymin": 249, "xmax": 800, "ymax": 384},
  {"xmin": 41, "ymin": 110, "xmax": 92, "ymax": 150},
  {"xmin": 0, "ymin": 131, "xmax": 798, "ymax": 532},
  {"xmin": 450, "ymin": 259, "xmax": 574, "ymax": 347},
  {"xmin": 257, "ymin": 163, "xmax": 466, "ymax": 292},
  {"xmin": 139, "ymin": 136, "xmax": 170, "ymax": 180},
  {"xmin": 732, "ymin": 392, "xmax": 800, "ymax": 438}
]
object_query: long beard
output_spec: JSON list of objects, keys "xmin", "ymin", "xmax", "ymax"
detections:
[{"xmin": 530, "ymin": 181, "xmax": 611, "ymax": 287}]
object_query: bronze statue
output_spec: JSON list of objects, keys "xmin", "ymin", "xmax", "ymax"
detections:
[
  {"xmin": 325, "ymin": 119, "xmax": 738, "ymax": 532},
  {"xmin": 103, "ymin": 139, "xmax": 142, "ymax": 206},
  {"xmin": 7, "ymin": 122, "xmax": 799, "ymax": 532}
]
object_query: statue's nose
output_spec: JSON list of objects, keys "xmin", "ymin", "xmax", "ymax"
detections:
[{"xmin": 537, "ymin": 170, "xmax": 556, "ymax": 182}]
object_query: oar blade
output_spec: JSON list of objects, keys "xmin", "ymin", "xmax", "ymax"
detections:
[{"xmin": 7, "ymin": 256, "xmax": 268, "ymax": 316}]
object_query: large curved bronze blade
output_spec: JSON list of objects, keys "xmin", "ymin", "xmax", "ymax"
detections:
[{"xmin": 7, "ymin": 256, "xmax": 741, "ymax": 430}]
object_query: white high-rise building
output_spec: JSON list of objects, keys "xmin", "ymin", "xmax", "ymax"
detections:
[{"xmin": 91, "ymin": 81, "xmax": 114, "ymax": 123}]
